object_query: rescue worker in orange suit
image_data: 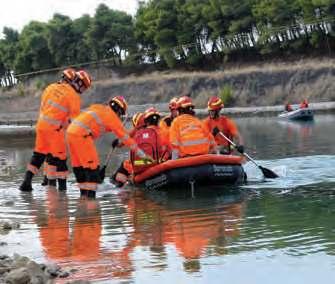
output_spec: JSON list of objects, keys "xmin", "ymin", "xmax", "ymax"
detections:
[
  {"xmin": 66, "ymin": 96, "xmax": 152, "ymax": 198},
  {"xmin": 110, "ymin": 112, "xmax": 146, "ymax": 187},
  {"xmin": 19, "ymin": 69, "xmax": 92, "ymax": 192},
  {"xmin": 169, "ymin": 96, "xmax": 216, "ymax": 159},
  {"xmin": 285, "ymin": 102, "xmax": 293, "ymax": 112},
  {"xmin": 159, "ymin": 97, "xmax": 179, "ymax": 133},
  {"xmin": 300, "ymin": 99, "xmax": 309, "ymax": 109},
  {"xmin": 203, "ymin": 96, "xmax": 244, "ymax": 155},
  {"xmin": 131, "ymin": 107, "xmax": 171, "ymax": 174},
  {"xmin": 111, "ymin": 108, "xmax": 171, "ymax": 187}
]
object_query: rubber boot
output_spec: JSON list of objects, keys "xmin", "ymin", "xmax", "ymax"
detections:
[
  {"xmin": 41, "ymin": 175, "xmax": 48, "ymax": 186},
  {"xmin": 80, "ymin": 189, "xmax": 96, "ymax": 199},
  {"xmin": 19, "ymin": 171, "xmax": 34, "ymax": 192},
  {"xmin": 48, "ymin": 179, "xmax": 57, "ymax": 187},
  {"xmin": 58, "ymin": 179, "xmax": 67, "ymax": 191}
]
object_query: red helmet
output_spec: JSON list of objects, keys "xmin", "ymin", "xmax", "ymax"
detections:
[
  {"xmin": 177, "ymin": 96, "xmax": 194, "ymax": 109},
  {"xmin": 62, "ymin": 68, "xmax": 76, "ymax": 81},
  {"xmin": 132, "ymin": 112, "xmax": 145, "ymax": 128},
  {"xmin": 109, "ymin": 96, "xmax": 128, "ymax": 114},
  {"xmin": 169, "ymin": 97, "xmax": 179, "ymax": 110},
  {"xmin": 208, "ymin": 96, "xmax": 224, "ymax": 111},
  {"xmin": 76, "ymin": 70, "xmax": 92, "ymax": 89},
  {"xmin": 144, "ymin": 107, "xmax": 160, "ymax": 120}
]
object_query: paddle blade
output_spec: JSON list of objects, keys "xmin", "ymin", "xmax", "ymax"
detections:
[{"xmin": 259, "ymin": 166, "xmax": 279, "ymax": 179}]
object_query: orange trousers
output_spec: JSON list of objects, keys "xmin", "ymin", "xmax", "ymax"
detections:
[
  {"xmin": 34, "ymin": 127, "xmax": 67, "ymax": 160},
  {"xmin": 67, "ymin": 133, "xmax": 99, "ymax": 169}
]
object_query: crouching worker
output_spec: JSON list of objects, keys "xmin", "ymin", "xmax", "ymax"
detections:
[
  {"xmin": 111, "ymin": 108, "xmax": 171, "ymax": 187},
  {"xmin": 203, "ymin": 96, "xmax": 244, "ymax": 155},
  {"xmin": 131, "ymin": 107, "xmax": 171, "ymax": 174},
  {"xmin": 66, "ymin": 96, "xmax": 152, "ymax": 198},
  {"xmin": 170, "ymin": 96, "xmax": 216, "ymax": 159},
  {"xmin": 19, "ymin": 69, "xmax": 91, "ymax": 192},
  {"xmin": 110, "ymin": 112, "xmax": 146, "ymax": 187}
]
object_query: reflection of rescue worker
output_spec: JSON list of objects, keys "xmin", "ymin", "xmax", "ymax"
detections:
[
  {"xmin": 285, "ymin": 103, "xmax": 293, "ymax": 112},
  {"xmin": 131, "ymin": 107, "xmax": 171, "ymax": 174},
  {"xmin": 203, "ymin": 96, "xmax": 244, "ymax": 155},
  {"xmin": 110, "ymin": 112, "xmax": 146, "ymax": 187},
  {"xmin": 159, "ymin": 97, "xmax": 179, "ymax": 133},
  {"xmin": 169, "ymin": 96, "xmax": 216, "ymax": 159},
  {"xmin": 66, "ymin": 96, "xmax": 152, "ymax": 198},
  {"xmin": 300, "ymin": 99, "xmax": 309, "ymax": 109},
  {"xmin": 19, "ymin": 69, "xmax": 92, "ymax": 192}
]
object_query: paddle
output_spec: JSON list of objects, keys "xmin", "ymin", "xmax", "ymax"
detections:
[
  {"xmin": 99, "ymin": 144, "xmax": 117, "ymax": 183},
  {"xmin": 216, "ymin": 131, "xmax": 279, "ymax": 179}
]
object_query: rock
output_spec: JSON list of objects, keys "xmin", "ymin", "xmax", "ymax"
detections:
[{"xmin": 4, "ymin": 267, "xmax": 31, "ymax": 284}]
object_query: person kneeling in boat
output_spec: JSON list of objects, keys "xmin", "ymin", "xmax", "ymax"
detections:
[
  {"xmin": 159, "ymin": 97, "xmax": 179, "ymax": 133},
  {"xmin": 285, "ymin": 102, "xmax": 293, "ymax": 112},
  {"xmin": 110, "ymin": 112, "xmax": 146, "ymax": 187},
  {"xmin": 170, "ymin": 96, "xmax": 216, "ymax": 159},
  {"xmin": 131, "ymin": 107, "xmax": 171, "ymax": 174},
  {"xmin": 66, "ymin": 96, "xmax": 152, "ymax": 198},
  {"xmin": 203, "ymin": 96, "xmax": 244, "ymax": 155},
  {"xmin": 299, "ymin": 99, "xmax": 309, "ymax": 109}
]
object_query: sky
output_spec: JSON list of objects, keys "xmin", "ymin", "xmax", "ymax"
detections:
[{"xmin": 0, "ymin": 0, "xmax": 139, "ymax": 37}]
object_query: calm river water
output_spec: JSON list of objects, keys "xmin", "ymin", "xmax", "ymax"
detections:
[{"xmin": 1, "ymin": 114, "xmax": 335, "ymax": 283}]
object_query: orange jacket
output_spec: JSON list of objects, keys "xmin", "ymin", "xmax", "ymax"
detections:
[
  {"xmin": 170, "ymin": 114, "xmax": 215, "ymax": 158},
  {"xmin": 67, "ymin": 104, "xmax": 137, "ymax": 148},
  {"xmin": 37, "ymin": 82, "xmax": 80, "ymax": 130},
  {"xmin": 203, "ymin": 116, "xmax": 239, "ymax": 147}
]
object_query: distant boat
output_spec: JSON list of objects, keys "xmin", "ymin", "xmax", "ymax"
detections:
[{"xmin": 278, "ymin": 108, "xmax": 314, "ymax": 121}]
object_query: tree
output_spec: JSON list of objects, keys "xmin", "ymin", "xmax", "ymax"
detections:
[{"xmin": 14, "ymin": 21, "xmax": 54, "ymax": 74}]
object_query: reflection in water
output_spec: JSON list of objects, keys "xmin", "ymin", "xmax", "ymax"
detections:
[
  {"xmin": 1, "ymin": 114, "xmax": 335, "ymax": 283},
  {"xmin": 19, "ymin": 187, "xmax": 245, "ymax": 282}
]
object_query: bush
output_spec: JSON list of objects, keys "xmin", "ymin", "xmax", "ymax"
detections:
[
  {"xmin": 219, "ymin": 85, "xmax": 234, "ymax": 107},
  {"xmin": 35, "ymin": 79, "xmax": 47, "ymax": 90},
  {"xmin": 17, "ymin": 83, "xmax": 25, "ymax": 96}
]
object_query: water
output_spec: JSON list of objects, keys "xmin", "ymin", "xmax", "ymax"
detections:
[{"xmin": 1, "ymin": 114, "xmax": 335, "ymax": 283}]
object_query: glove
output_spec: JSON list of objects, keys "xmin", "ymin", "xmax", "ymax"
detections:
[
  {"xmin": 236, "ymin": 145, "xmax": 244, "ymax": 154},
  {"xmin": 111, "ymin": 139, "xmax": 119, "ymax": 149},
  {"xmin": 212, "ymin": 127, "xmax": 220, "ymax": 136}
]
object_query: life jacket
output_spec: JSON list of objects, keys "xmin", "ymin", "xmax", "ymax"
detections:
[
  {"xmin": 170, "ymin": 114, "xmax": 215, "ymax": 158},
  {"xmin": 131, "ymin": 126, "xmax": 169, "ymax": 174},
  {"xmin": 203, "ymin": 116, "xmax": 237, "ymax": 148}
]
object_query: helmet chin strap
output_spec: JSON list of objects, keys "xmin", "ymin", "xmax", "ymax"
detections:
[{"xmin": 209, "ymin": 110, "xmax": 220, "ymax": 119}]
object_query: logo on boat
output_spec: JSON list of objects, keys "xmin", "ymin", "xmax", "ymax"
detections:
[
  {"xmin": 145, "ymin": 174, "xmax": 168, "ymax": 189},
  {"xmin": 213, "ymin": 165, "xmax": 234, "ymax": 176}
]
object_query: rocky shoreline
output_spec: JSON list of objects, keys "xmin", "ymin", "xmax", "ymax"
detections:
[{"xmin": 0, "ymin": 221, "xmax": 90, "ymax": 284}]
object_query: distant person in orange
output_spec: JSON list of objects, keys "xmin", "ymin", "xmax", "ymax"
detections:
[
  {"xmin": 203, "ymin": 96, "xmax": 244, "ymax": 155},
  {"xmin": 159, "ymin": 97, "xmax": 179, "ymax": 133},
  {"xmin": 300, "ymin": 99, "xmax": 309, "ymax": 109},
  {"xmin": 285, "ymin": 102, "xmax": 293, "ymax": 112},
  {"xmin": 66, "ymin": 96, "xmax": 152, "ymax": 198},
  {"xmin": 131, "ymin": 107, "xmax": 171, "ymax": 174},
  {"xmin": 110, "ymin": 112, "xmax": 146, "ymax": 187},
  {"xmin": 19, "ymin": 69, "xmax": 92, "ymax": 192},
  {"xmin": 169, "ymin": 96, "xmax": 216, "ymax": 159}
]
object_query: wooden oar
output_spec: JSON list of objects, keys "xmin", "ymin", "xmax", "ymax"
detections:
[{"xmin": 217, "ymin": 131, "xmax": 279, "ymax": 179}]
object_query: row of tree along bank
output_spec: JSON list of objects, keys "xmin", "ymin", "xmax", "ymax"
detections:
[{"xmin": 1, "ymin": 1, "xmax": 335, "ymax": 86}]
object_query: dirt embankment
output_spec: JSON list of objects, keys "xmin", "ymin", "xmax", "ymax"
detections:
[{"xmin": 0, "ymin": 58, "xmax": 334, "ymax": 122}]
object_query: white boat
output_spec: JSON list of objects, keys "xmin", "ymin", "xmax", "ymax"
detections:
[{"xmin": 278, "ymin": 108, "xmax": 314, "ymax": 121}]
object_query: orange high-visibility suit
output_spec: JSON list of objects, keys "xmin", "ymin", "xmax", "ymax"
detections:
[
  {"xmin": 66, "ymin": 104, "xmax": 145, "ymax": 193},
  {"xmin": 30, "ymin": 82, "xmax": 80, "ymax": 179},
  {"xmin": 203, "ymin": 115, "xmax": 239, "ymax": 151},
  {"xmin": 169, "ymin": 114, "xmax": 216, "ymax": 158}
]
